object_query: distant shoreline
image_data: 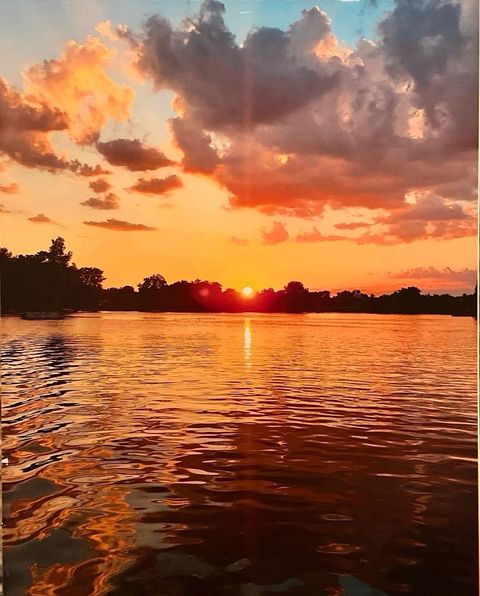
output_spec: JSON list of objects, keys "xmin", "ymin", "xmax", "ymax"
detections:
[
  {"xmin": 2, "ymin": 239, "xmax": 476, "ymax": 319},
  {"xmin": 2, "ymin": 309, "xmax": 476, "ymax": 318}
]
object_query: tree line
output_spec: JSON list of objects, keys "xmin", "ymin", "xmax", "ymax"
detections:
[{"xmin": 0, "ymin": 238, "xmax": 476, "ymax": 316}]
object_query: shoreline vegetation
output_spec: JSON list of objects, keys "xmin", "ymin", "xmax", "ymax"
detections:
[{"xmin": 1, "ymin": 238, "xmax": 476, "ymax": 317}]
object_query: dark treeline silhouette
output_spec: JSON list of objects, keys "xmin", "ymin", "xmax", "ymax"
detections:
[
  {"xmin": 1, "ymin": 238, "xmax": 477, "ymax": 316},
  {"xmin": 1, "ymin": 239, "xmax": 104, "ymax": 313}
]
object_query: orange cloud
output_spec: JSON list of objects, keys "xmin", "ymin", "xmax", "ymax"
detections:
[
  {"xmin": 390, "ymin": 267, "xmax": 477, "ymax": 293},
  {"xmin": 28, "ymin": 213, "xmax": 55, "ymax": 224},
  {"xmin": 0, "ymin": 77, "xmax": 70, "ymax": 172},
  {"xmin": 0, "ymin": 183, "xmax": 19, "ymax": 194},
  {"xmin": 295, "ymin": 227, "xmax": 344, "ymax": 243},
  {"xmin": 0, "ymin": 78, "xmax": 108, "ymax": 175},
  {"xmin": 335, "ymin": 221, "xmax": 371, "ymax": 230},
  {"xmin": 230, "ymin": 236, "xmax": 249, "ymax": 246},
  {"xmin": 24, "ymin": 36, "xmax": 134, "ymax": 144},
  {"xmin": 95, "ymin": 20, "xmax": 125, "ymax": 42},
  {"xmin": 81, "ymin": 193, "xmax": 119, "ymax": 210},
  {"xmin": 89, "ymin": 178, "xmax": 112, "ymax": 193},
  {"xmin": 127, "ymin": 175, "xmax": 182, "ymax": 195},
  {"xmin": 83, "ymin": 218, "xmax": 156, "ymax": 231},
  {"xmin": 261, "ymin": 221, "xmax": 289, "ymax": 245}
]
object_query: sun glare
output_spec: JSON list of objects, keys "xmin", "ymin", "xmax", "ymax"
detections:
[{"xmin": 242, "ymin": 286, "xmax": 254, "ymax": 298}]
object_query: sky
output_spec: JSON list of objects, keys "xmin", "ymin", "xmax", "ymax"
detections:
[{"xmin": 0, "ymin": 0, "xmax": 477, "ymax": 295}]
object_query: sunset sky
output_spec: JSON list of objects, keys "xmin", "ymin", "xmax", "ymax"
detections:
[{"xmin": 0, "ymin": 0, "xmax": 477, "ymax": 295}]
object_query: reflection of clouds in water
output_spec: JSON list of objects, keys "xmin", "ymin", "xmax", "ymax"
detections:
[
  {"xmin": 243, "ymin": 318, "xmax": 252, "ymax": 366},
  {"xmin": 3, "ymin": 528, "xmax": 93, "ymax": 596}
]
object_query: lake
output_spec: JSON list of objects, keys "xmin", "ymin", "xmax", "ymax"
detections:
[{"xmin": 1, "ymin": 313, "xmax": 477, "ymax": 595}]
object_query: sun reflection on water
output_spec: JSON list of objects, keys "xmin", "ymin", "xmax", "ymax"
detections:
[{"xmin": 243, "ymin": 318, "xmax": 252, "ymax": 366}]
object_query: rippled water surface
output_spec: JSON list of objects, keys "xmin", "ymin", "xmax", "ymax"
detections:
[{"xmin": 2, "ymin": 313, "xmax": 477, "ymax": 595}]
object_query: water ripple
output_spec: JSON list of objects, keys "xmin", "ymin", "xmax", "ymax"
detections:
[{"xmin": 1, "ymin": 312, "xmax": 477, "ymax": 595}]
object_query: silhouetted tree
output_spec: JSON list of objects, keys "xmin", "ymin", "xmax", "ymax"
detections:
[
  {"xmin": 138, "ymin": 274, "xmax": 168, "ymax": 310},
  {"xmin": 283, "ymin": 281, "xmax": 308, "ymax": 312},
  {"xmin": 1, "ymin": 242, "xmax": 477, "ymax": 317},
  {"xmin": 0, "ymin": 238, "xmax": 105, "ymax": 313},
  {"xmin": 333, "ymin": 290, "xmax": 370, "ymax": 312},
  {"xmin": 69, "ymin": 267, "xmax": 106, "ymax": 310},
  {"xmin": 78, "ymin": 267, "xmax": 105, "ymax": 288},
  {"xmin": 46, "ymin": 237, "xmax": 72, "ymax": 267},
  {"xmin": 102, "ymin": 286, "xmax": 137, "ymax": 310},
  {"xmin": 138, "ymin": 274, "xmax": 167, "ymax": 292}
]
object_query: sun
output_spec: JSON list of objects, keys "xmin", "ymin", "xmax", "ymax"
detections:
[{"xmin": 242, "ymin": 286, "xmax": 254, "ymax": 298}]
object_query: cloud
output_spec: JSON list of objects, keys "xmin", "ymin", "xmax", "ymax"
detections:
[
  {"xmin": 335, "ymin": 221, "xmax": 371, "ymax": 230},
  {"xmin": 357, "ymin": 219, "xmax": 476, "ymax": 245},
  {"xmin": 170, "ymin": 117, "xmax": 219, "ymax": 173},
  {"xmin": 73, "ymin": 163, "xmax": 112, "ymax": 177},
  {"xmin": 261, "ymin": 221, "xmax": 289, "ymax": 245},
  {"xmin": 388, "ymin": 193, "xmax": 470, "ymax": 222},
  {"xmin": 0, "ymin": 204, "xmax": 10, "ymax": 214},
  {"xmin": 127, "ymin": 174, "xmax": 182, "ymax": 195},
  {"xmin": 95, "ymin": 20, "xmax": 128, "ymax": 42},
  {"xmin": 295, "ymin": 226, "xmax": 344, "ymax": 242},
  {"xmin": 1, "ymin": 34, "xmax": 134, "ymax": 175},
  {"xmin": 390, "ymin": 266, "xmax": 477, "ymax": 293},
  {"xmin": 124, "ymin": 0, "xmax": 477, "ymax": 243},
  {"xmin": 358, "ymin": 192, "xmax": 477, "ymax": 244},
  {"xmin": 0, "ymin": 77, "xmax": 67, "ymax": 133},
  {"xmin": 1, "ymin": 0, "xmax": 476, "ymax": 247},
  {"xmin": 379, "ymin": 0, "xmax": 477, "ymax": 149},
  {"xmin": 392, "ymin": 266, "xmax": 476, "ymax": 283},
  {"xmin": 28, "ymin": 213, "xmax": 55, "ymax": 224},
  {"xmin": 230, "ymin": 236, "xmax": 249, "ymax": 246},
  {"xmin": 89, "ymin": 178, "xmax": 112, "ymax": 193},
  {"xmin": 0, "ymin": 182, "xmax": 19, "ymax": 194},
  {"xmin": 81, "ymin": 192, "xmax": 119, "ymax": 210},
  {"xmin": 83, "ymin": 218, "xmax": 156, "ymax": 231},
  {"xmin": 136, "ymin": 4, "xmax": 337, "ymax": 130},
  {"xmin": 0, "ymin": 77, "xmax": 108, "ymax": 175},
  {"xmin": 24, "ymin": 36, "xmax": 134, "ymax": 144},
  {"xmin": 0, "ymin": 77, "xmax": 69, "ymax": 171},
  {"xmin": 96, "ymin": 138, "xmax": 174, "ymax": 171}
]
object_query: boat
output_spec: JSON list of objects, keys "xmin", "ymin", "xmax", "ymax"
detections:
[{"xmin": 22, "ymin": 312, "xmax": 65, "ymax": 320}]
